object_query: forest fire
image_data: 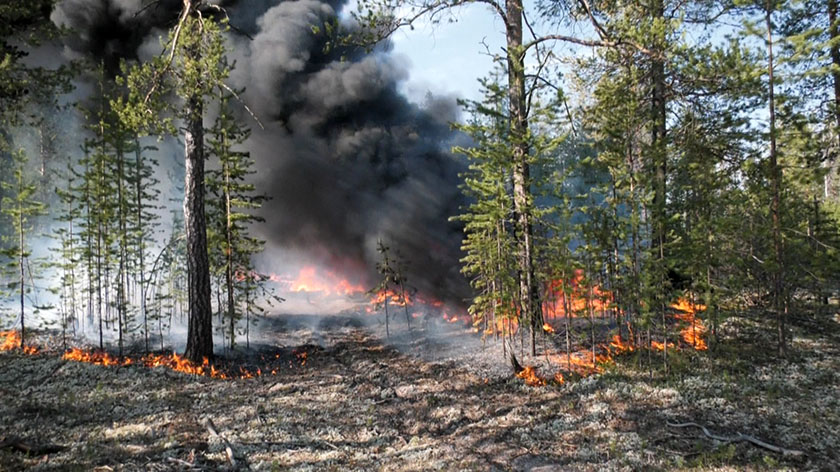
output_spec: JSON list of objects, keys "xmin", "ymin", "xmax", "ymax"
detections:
[
  {"xmin": 609, "ymin": 334, "xmax": 634, "ymax": 354},
  {"xmin": 516, "ymin": 295, "xmax": 708, "ymax": 387},
  {"xmin": 671, "ymin": 298, "xmax": 708, "ymax": 350},
  {"xmin": 1, "ymin": 331, "xmax": 38, "ymax": 354},
  {"xmin": 369, "ymin": 289, "xmax": 411, "ymax": 307},
  {"xmin": 516, "ymin": 365, "xmax": 547, "ymax": 386},
  {"xmin": 542, "ymin": 272, "xmax": 613, "ymax": 319},
  {"xmin": 62, "ymin": 349, "xmax": 234, "ymax": 378},
  {"xmin": 270, "ymin": 266, "xmax": 366, "ymax": 296}
]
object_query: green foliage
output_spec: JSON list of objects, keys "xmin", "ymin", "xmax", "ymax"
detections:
[
  {"xmin": 206, "ymin": 93, "xmax": 271, "ymax": 349},
  {"xmin": 114, "ymin": 14, "xmax": 231, "ymax": 136},
  {"xmin": 1, "ymin": 148, "xmax": 47, "ymax": 336}
]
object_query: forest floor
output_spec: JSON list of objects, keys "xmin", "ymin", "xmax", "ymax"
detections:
[{"xmin": 0, "ymin": 310, "xmax": 838, "ymax": 471}]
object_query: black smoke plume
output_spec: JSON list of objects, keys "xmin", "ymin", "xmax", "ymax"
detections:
[{"xmin": 52, "ymin": 0, "xmax": 471, "ymax": 306}]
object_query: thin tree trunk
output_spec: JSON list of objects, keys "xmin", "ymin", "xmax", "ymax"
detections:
[
  {"xmin": 18, "ymin": 197, "xmax": 25, "ymax": 349},
  {"xmin": 384, "ymin": 297, "xmax": 390, "ymax": 338},
  {"xmin": 117, "ymin": 147, "xmax": 127, "ymax": 358},
  {"xmin": 135, "ymin": 140, "xmax": 149, "ymax": 353},
  {"xmin": 225, "ymin": 159, "xmax": 236, "ymax": 350},
  {"xmin": 401, "ymin": 283, "xmax": 411, "ymax": 332},
  {"xmin": 651, "ymin": 0, "xmax": 668, "ymax": 369},
  {"xmin": 766, "ymin": 2, "xmax": 786, "ymax": 357}
]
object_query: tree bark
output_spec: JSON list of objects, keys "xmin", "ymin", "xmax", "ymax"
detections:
[
  {"xmin": 18, "ymin": 195, "xmax": 25, "ymax": 349},
  {"xmin": 135, "ymin": 140, "xmax": 148, "ymax": 353},
  {"xmin": 766, "ymin": 2, "xmax": 785, "ymax": 356},
  {"xmin": 506, "ymin": 0, "xmax": 541, "ymax": 357},
  {"xmin": 650, "ymin": 0, "xmax": 668, "ymax": 366},
  {"xmin": 225, "ymin": 158, "xmax": 236, "ymax": 349},
  {"xmin": 183, "ymin": 91, "xmax": 214, "ymax": 363},
  {"xmin": 829, "ymin": 0, "xmax": 840, "ymax": 197}
]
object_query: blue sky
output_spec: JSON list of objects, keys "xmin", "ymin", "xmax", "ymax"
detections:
[{"xmin": 388, "ymin": 5, "xmax": 505, "ymax": 103}]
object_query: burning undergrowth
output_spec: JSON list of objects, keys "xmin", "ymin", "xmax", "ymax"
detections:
[
  {"xmin": 2, "ymin": 330, "xmax": 314, "ymax": 380},
  {"xmin": 1, "ymin": 310, "xmax": 835, "ymax": 470}
]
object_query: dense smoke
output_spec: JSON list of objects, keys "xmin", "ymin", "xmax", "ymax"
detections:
[{"xmin": 51, "ymin": 0, "xmax": 470, "ymax": 306}]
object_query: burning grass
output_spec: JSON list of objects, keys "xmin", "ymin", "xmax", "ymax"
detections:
[
  {"xmin": 2, "ymin": 332, "xmax": 309, "ymax": 380},
  {"xmin": 1, "ymin": 330, "xmax": 37, "ymax": 354}
]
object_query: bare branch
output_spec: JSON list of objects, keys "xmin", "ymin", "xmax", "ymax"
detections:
[
  {"xmin": 204, "ymin": 3, "xmax": 255, "ymax": 40},
  {"xmin": 134, "ymin": 0, "xmax": 163, "ymax": 18},
  {"xmin": 143, "ymin": 5, "xmax": 190, "ymax": 105},
  {"xmin": 667, "ymin": 422, "xmax": 804, "ymax": 458},
  {"xmin": 219, "ymin": 83, "xmax": 265, "ymax": 130}
]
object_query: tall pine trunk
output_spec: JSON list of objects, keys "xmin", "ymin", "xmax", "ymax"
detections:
[
  {"xmin": 506, "ymin": 0, "xmax": 541, "ymax": 357},
  {"xmin": 650, "ymin": 0, "xmax": 669, "ymax": 368},
  {"xmin": 828, "ymin": 0, "xmax": 840, "ymax": 198},
  {"xmin": 183, "ymin": 89, "xmax": 214, "ymax": 362}
]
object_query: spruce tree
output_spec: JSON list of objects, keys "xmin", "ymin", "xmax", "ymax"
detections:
[
  {"xmin": 206, "ymin": 93, "xmax": 268, "ymax": 350},
  {"xmin": 1, "ymin": 148, "xmax": 46, "ymax": 349}
]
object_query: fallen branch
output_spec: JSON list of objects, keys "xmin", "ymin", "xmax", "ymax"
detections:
[
  {"xmin": 0, "ymin": 436, "xmax": 65, "ymax": 455},
  {"xmin": 165, "ymin": 456, "xmax": 204, "ymax": 470},
  {"xmin": 204, "ymin": 419, "xmax": 237, "ymax": 467},
  {"xmin": 666, "ymin": 422, "xmax": 804, "ymax": 458}
]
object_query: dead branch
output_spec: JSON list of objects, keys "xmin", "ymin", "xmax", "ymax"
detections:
[
  {"xmin": 204, "ymin": 418, "xmax": 237, "ymax": 467},
  {"xmin": 0, "ymin": 436, "xmax": 65, "ymax": 455},
  {"xmin": 165, "ymin": 456, "xmax": 204, "ymax": 470},
  {"xmin": 219, "ymin": 83, "xmax": 264, "ymax": 130},
  {"xmin": 666, "ymin": 422, "xmax": 804, "ymax": 458}
]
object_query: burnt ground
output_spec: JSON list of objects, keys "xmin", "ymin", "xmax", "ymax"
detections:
[{"xmin": 0, "ymin": 312, "xmax": 838, "ymax": 471}]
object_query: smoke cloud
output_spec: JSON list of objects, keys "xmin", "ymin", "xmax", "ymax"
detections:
[{"xmin": 52, "ymin": 0, "xmax": 471, "ymax": 307}]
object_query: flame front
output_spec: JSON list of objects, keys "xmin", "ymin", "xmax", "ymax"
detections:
[
  {"xmin": 271, "ymin": 266, "xmax": 366, "ymax": 296},
  {"xmin": 671, "ymin": 298, "xmax": 708, "ymax": 350},
  {"xmin": 516, "ymin": 366, "xmax": 547, "ymax": 386},
  {"xmin": 1, "ymin": 331, "xmax": 38, "ymax": 354},
  {"xmin": 1, "ymin": 331, "xmax": 21, "ymax": 351}
]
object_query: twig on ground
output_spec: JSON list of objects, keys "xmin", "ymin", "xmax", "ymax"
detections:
[
  {"xmin": 204, "ymin": 418, "xmax": 238, "ymax": 467},
  {"xmin": 666, "ymin": 422, "xmax": 804, "ymax": 457},
  {"xmin": 166, "ymin": 456, "xmax": 204, "ymax": 470}
]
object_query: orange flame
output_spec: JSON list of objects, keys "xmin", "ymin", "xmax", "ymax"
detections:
[
  {"xmin": 1, "ymin": 331, "xmax": 21, "ymax": 351},
  {"xmin": 369, "ymin": 289, "xmax": 410, "ymax": 307},
  {"xmin": 542, "ymin": 323, "xmax": 555, "ymax": 334},
  {"xmin": 609, "ymin": 334, "xmax": 634, "ymax": 354},
  {"xmin": 516, "ymin": 366, "xmax": 547, "ymax": 386},
  {"xmin": 671, "ymin": 297, "xmax": 708, "ymax": 350},
  {"xmin": 542, "ymin": 270, "xmax": 613, "ymax": 320},
  {"xmin": 1, "ymin": 331, "xmax": 38, "ymax": 354},
  {"xmin": 271, "ymin": 266, "xmax": 366, "ymax": 296}
]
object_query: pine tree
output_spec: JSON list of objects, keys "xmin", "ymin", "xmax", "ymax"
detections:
[
  {"xmin": 206, "ymin": 93, "xmax": 268, "ymax": 350},
  {"xmin": 1, "ymin": 148, "xmax": 46, "ymax": 349},
  {"xmin": 117, "ymin": 3, "xmax": 242, "ymax": 362}
]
